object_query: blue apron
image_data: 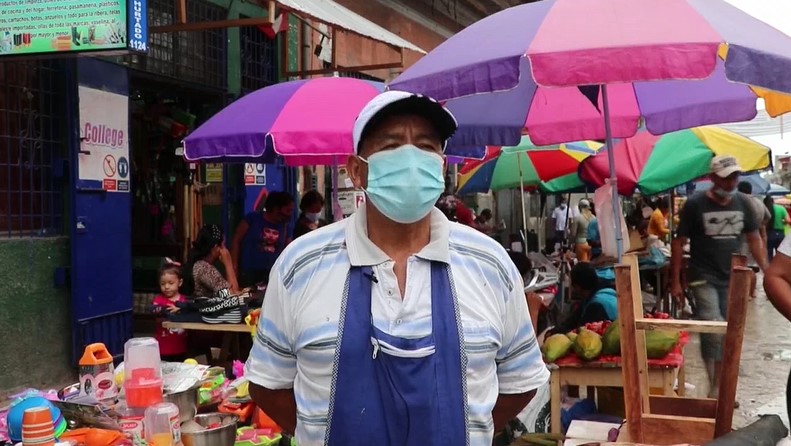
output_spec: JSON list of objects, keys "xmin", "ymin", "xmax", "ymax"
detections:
[{"xmin": 325, "ymin": 263, "xmax": 468, "ymax": 445}]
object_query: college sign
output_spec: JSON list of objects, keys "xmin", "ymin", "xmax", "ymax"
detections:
[{"xmin": 0, "ymin": 0, "xmax": 148, "ymax": 57}]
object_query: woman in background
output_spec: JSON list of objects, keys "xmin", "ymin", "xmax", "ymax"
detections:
[
  {"xmin": 294, "ymin": 190, "xmax": 326, "ymax": 239},
  {"xmin": 182, "ymin": 224, "xmax": 239, "ymax": 299}
]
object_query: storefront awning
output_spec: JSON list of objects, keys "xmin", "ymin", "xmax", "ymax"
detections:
[{"xmin": 277, "ymin": 0, "xmax": 427, "ymax": 54}]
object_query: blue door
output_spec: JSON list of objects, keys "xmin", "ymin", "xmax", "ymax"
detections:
[{"xmin": 69, "ymin": 59, "xmax": 133, "ymax": 362}]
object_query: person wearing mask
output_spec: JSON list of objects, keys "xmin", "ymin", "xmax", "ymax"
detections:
[
  {"xmin": 294, "ymin": 190, "xmax": 325, "ymax": 239},
  {"xmin": 548, "ymin": 262, "xmax": 617, "ymax": 336},
  {"xmin": 648, "ymin": 197, "xmax": 671, "ymax": 240},
  {"xmin": 231, "ymin": 191, "xmax": 295, "ymax": 287},
  {"xmin": 766, "ymin": 195, "xmax": 790, "ymax": 261},
  {"xmin": 571, "ymin": 199, "xmax": 595, "ymax": 262},
  {"xmin": 245, "ymin": 91, "xmax": 548, "ymax": 446},
  {"xmin": 551, "ymin": 198, "xmax": 573, "ymax": 251},
  {"xmin": 670, "ymin": 156, "xmax": 767, "ymax": 399},
  {"xmin": 738, "ymin": 182, "xmax": 771, "ymax": 298}
]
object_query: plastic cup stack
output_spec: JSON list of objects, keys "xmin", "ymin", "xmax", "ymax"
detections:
[{"xmin": 21, "ymin": 407, "xmax": 55, "ymax": 446}]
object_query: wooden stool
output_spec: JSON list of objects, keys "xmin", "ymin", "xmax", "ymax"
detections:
[{"xmin": 615, "ymin": 254, "xmax": 751, "ymax": 445}]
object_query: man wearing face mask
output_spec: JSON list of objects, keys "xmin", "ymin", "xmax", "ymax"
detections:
[
  {"xmin": 294, "ymin": 190, "xmax": 326, "ymax": 239},
  {"xmin": 670, "ymin": 155, "xmax": 767, "ymax": 399},
  {"xmin": 244, "ymin": 91, "xmax": 549, "ymax": 446}
]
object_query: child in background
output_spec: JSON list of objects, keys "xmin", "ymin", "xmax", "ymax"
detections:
[{"xmin": 151, "ymin": 263, "xmax": 188, "ymax": 361}]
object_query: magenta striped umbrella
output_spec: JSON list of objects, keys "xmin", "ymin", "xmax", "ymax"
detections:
[
  {"xmin": 391, "ymin": 0, "xmax": 791, "ymax": 148},
  {"xmin": 390, "ymin": 0, "xmax": 791, "ymax": 258},
  {"xmin": 184, "ymin": 77, "xmax": 486, "ymax": 166},
  {"xmin": 183, "ymin": 77, "xmax": 383, "ymax": 166}
]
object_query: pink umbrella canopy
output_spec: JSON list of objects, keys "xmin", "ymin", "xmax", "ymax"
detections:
[
  {"xmin": 183, "ymin": 77, "xmax": 486, "ymax": 165},
  {"xmin": 390, "ymin": 0, "xmax": 791, "ymax": 147}
]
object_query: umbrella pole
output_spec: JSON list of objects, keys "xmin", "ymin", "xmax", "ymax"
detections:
[
  {"xmin": 518, "ymin": 154, "xmax": 529, "ymax": 249},
  {"xmin": 602, "ymin": 84, "xmax": 624, "ymax": 260},
  {"xmin": 332, "ymin": 157, "xmax": 340, "ymax": 222}
]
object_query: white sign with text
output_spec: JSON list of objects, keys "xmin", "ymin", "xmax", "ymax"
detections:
[{"xmin": 78, "ymin": 86, "xmax": 130, "ymax": 192}]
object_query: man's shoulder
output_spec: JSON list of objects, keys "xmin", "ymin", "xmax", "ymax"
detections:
[
  {"xmin": 448, "ymin": 221, "xmax": 507, "ymax": 253},
  {"xmin": 447, "ymin": 222, "xmax": 518, "ymax": 289},
  {"xmin": 277, "ymin": 219, "xmax": 349, "ymax": 269}
]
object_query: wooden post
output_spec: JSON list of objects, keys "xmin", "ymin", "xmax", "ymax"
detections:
[
  {"xmin": 714, "ymin": 260, "xmax": 751, "ymax": 436},
  {"xmin": 615, "ymin": 262, "xmax": 643, "ymax": 442}
]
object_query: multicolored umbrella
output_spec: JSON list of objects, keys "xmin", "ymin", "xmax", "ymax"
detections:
[
  {"xmin": 578, "ymin": 126, "xmax": 771, "ymax": 196},
  {"xmin": 390, "ymin": 0, "xmax": 791, "ymax": 258},
  {"xmin": 391, "ymin": 0, "xmax": 791, "ymax": 148},
  {"xmin": 457, "ymin": 137, "xmax": 602, "ymax": 194},
  {"xmin": 184, "ymin": 77, "xmax": 383, "ymax": 166},
  {"xmin": 184, "ymin": 77, "xmax": 486, "ymax": 166}
]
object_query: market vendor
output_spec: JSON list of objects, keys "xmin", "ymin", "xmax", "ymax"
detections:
[
  {"xmin": 648, "ymin": 197, "xmax": 671, "ymax": 240},
  {"xmin": 548, "ymin": 262, "xmax": 617, "ymax": 336},
  {"xmin": 231, "ymin": 191, "xmax": 295, "ymax": 287},
  {"xmin": 245, "ymin": 91, "xmax": 549, "ymax": 446},
  {"xmin": 293, "ymin": 190, "xmax": 326, "ymax": 239},
  {"xmin": 182, "ymin": 224, "xmax": 240, "ymax": 298}
]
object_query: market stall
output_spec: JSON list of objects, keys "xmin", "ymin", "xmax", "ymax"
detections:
[{"xmin": 0, "ymin": 337, "xmax": 285, "ymax": 446}]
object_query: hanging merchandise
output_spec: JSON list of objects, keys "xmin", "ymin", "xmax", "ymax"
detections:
[{"xmin": 594, "ymin": 181, "xmax": 630, "ymax": 259}]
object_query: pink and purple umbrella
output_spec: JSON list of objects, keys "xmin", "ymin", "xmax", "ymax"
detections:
[
  {"xmin": 390, "ymin": 0, "xmax": 791, "ymax": 259},
  {"xmin": 183, "ymin": 77, "xmax": 485, "ymax": 166},
  {"xmin": 391, "ymin": 0, "xmax": 791, "ymax": 147}
]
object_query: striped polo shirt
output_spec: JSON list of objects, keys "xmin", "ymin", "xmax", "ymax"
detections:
[{"xmin": 245, "ymin": 206, "xmax": 549, "ymax": 446}]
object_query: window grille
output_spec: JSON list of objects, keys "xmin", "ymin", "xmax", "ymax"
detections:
[
  {"xmin": 240, "ymin": 18, "xmax": 277, "ymax": 93},
  {"xmin": 0, "ymin": 60, "xmax": 65, "ymax": 237},
  {"xmin": 126, "ymin": 0, "xmax": 227, "ymax": 89}
]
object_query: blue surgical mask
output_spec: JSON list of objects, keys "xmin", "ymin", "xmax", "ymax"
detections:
[
  {"xmin": 712, "ymin": 187, "xmax": 736, "ymax": 199},
  {"xmin": 360, "ymin": 145, "xmax": 445, "ymax": 224},
  {"xmin": 305, "ymin": 211, "xmax": 322, "ymax": 223}
]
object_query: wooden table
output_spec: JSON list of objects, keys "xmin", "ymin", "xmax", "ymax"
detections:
[
  {"xmin": 549, "ymin": 362, "xmax": 679, "ymax": 435},
  {"xmin": 163, "ymin": 321, "xmax": 253, "ymax": 365}
]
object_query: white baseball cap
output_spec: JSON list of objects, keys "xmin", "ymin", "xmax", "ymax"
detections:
[
  {"xmin": 710, "ymin": 155, "xmax": 742, "ymax": 178},
  {"xmin": 353, "ymin": 90, "xmax": 458, "ymax": 154}
]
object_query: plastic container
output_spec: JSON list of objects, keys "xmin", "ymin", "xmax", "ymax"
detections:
[
  {"xmin": 144, "ymin": 402, "xmax": 181, "ymax": 446},
  {"xmin": 79, "ymin": 343, "xmax": 118, "ymax": 402},
  {"xmin": 123, "ymin": 337, "xmax": 163, "ymax": 409},
  {"xmin": 116, "ymin": 402, "xmax": 146, "ymax": 442}
]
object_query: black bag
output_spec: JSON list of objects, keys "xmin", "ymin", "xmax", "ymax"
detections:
[{"xmin": 194, "ymin": 289, "xmax": 245, "ymax": 324}]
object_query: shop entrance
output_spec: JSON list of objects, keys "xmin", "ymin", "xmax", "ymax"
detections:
[{"xmin": 128, "ymin": 74, "xmax": 227, "ymax": 311}]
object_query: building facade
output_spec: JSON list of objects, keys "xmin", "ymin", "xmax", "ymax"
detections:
[{"xmin": 0, "ymin": 0, "xmax": 516, "ymax": 392}]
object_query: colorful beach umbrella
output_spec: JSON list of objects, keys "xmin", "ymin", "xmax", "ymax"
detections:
[
  {"xmin": 184, "ymin": 77, "xmax": 487, "ymax": 166},
  {"xmin": 457, "ymin": 137, "xmax": 602, "ymax": 194},
  {"xmin": 184, "ymin": 77, "xmax": 384, "ymax": 166},
  {"xmin": 390, "ymin": 0, "xmax": 791, "ymax": 259},
  {"xmin": 390, "ymin": 0, "xmax": 791, "ymax": 148},
  {"xmin": 578, "ymin": 126, "xmax": 771, "ymax": 196}
]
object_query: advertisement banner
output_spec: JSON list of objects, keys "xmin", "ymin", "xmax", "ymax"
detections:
[
  {"xmin": 78, "ymin": 86, "xmax": 130, "ymax": 193},
  {"xmin": 0, "ymin": 0, "xmax": 148, "ymax": 57}
]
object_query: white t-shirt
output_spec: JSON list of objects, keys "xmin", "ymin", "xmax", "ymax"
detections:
[
  {"xmin": 245, "ymin": 207, "xmax": 549, "ymax": 446},
  {"xmin": 552, "ymin": 205, "xmax": 573, "ymax": 231}
]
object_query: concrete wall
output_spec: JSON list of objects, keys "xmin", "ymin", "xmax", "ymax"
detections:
[{"xmin": 0, "ymin": 238, "xmax": 74, "ymax": 395}]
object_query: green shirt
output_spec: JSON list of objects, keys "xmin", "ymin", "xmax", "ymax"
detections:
[{"xmin": 773, "ymin": 204, "xmax": 788, "ymax": 231}]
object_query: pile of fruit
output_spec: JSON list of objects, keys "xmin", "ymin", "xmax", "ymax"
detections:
[{"xmin": 541, "ymin": 318, "xmax": 680, "ymax": 363}]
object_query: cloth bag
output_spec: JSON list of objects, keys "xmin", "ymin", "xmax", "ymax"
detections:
[{"xmin": 593, "ymin": 180, "xmax": 630, "ymax": 258}]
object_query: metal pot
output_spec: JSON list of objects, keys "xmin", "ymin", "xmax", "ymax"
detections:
[
  {"xmin": 181, "ymin": 413, "xmax": 238, "ymax": 446},
  {"xmin": 163, "ymin": 385, "xmax": 199, "ymax": 423}
]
